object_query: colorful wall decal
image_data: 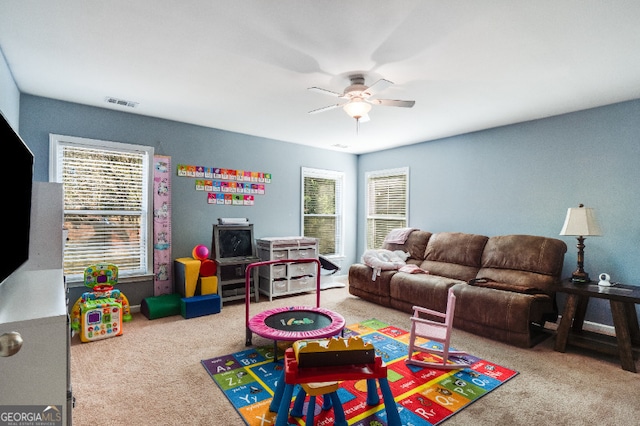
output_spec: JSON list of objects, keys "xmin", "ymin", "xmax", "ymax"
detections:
[{"xmin": 177, "ymin": 163, "xmax": 271, "ymax": 206}]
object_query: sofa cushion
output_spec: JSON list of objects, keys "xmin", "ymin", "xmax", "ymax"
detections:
[
  {"xmin": 451, "ymin": 283, "xmax": 554, "ymax": 331},
  {"xmin": 383, "ymin": 230, "xmax": 432, "ymax": 262},
  {"xmin": 390, "ymin": 272, "xmax": 464, "ymax": 313},
  {"xmin": 348, "ymin": 264, "xmax": 395, "ymax": 297},
  {"xmin": 477, "ymin": 235, "xmax": 567, "ymax": 294},
  {"xmin": 419, "ymin": 232, "xmax": 488, "ymax": 281}
]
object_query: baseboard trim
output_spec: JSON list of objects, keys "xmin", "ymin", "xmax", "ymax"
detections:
[{"xmin": 546, "ymin": 316, "xmax": 615, "ymax": 337}]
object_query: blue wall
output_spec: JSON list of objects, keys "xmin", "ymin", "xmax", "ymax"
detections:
[
  {"xmin": 19, "ymin": 95, "xmax": 359, "ymax": 262},
  {"xmin": 358, "ymin": 100, "xmax": 640, "ymax": 325}
]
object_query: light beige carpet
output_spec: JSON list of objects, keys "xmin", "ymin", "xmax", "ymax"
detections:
[{"xmin": 70, "ymin": 284, "xmax": 640, "ymax": 425}]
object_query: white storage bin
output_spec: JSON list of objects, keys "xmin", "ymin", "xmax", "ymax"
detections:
[
  {"xmin": 289, "ymin": 276, "xmax": 316, "ymax": 292},
  {"xmin": 273, "ymin": 279, "xmax": 288, "ymax": 294},
  {"xmin": 289, "ymin": 262, "xmax": 316, "ymax": 277},
  {"xmin": 272, "ymin": 263, "xmax": 287, "ymax": 279},
  {"xmin": 272, "ymin": 250, "xmax": 288, "ymax": 260},
  {"xmin": 297, "ymin": 248, "xmax": 317, "ymax": 258}
]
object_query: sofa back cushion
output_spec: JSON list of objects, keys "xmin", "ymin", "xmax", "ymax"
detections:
[
  {"xmin": 477, "ymin": 235, "xmax": 567, "ymax": 293},
  {"xmin": 420, "ymin": 232, "xmax": 488, "ymax": 281},
  {"xmin": 383, "ymin": 230, "xmax": 432, "ymax": 263}
]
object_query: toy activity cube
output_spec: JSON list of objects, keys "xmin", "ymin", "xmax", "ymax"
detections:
[{"xmin": 79, "ymin": 298, "xmax": 123, "ymax": 342}]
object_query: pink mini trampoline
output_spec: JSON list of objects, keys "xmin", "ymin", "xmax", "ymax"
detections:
[{"xmin": 244, "ymin": 259, "xmax": 345, "ymax": 359}]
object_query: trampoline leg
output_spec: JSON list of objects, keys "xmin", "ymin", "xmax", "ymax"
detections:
[
  {"xmin": 245, "ymin": 327, "xmax": 252, "ymax": 346},
  {"xmin": 273, "ymin": 340, "xmax": 278, "ymax": 362}
]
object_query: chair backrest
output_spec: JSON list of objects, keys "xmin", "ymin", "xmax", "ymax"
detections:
[{"xmin": 444, "ymin": 288, "xmax": 456, "ymax": 325}]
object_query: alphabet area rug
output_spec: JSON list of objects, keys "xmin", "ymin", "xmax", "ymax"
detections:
[{"xmin": 201, "ymin": 318, "xmax": 518, "ymax": 425}]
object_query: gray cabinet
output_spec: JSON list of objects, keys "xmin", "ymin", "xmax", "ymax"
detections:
[
  {"xmin": 211, "ymin": 223, "xmax": 260, "ymax": 306},
  {"xmin": 215, "ymin": 259, "xmax": 259, "ymax": 305},
  {"xmin": 256, "ymin": 237, "xmax": 318, "ymax": 301}
]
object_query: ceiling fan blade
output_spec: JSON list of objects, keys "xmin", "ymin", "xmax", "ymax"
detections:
[
  {"xmin": 308, "ymin": 103, "xmax": 343, "ymax": 114},
  {"xmin": 308, "ymin": 86, "xmax": 344, "ymax": 97},
  {"xmin": 362, "ymin": 78, "xmax": 393, "ymax": 98},
  {"xmin": 369, "ymin": 99, "xmax": 415, "ymax": 108}
]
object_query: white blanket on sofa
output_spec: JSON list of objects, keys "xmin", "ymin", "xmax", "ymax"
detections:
[{"xmin": 361, "ymin": 249, "xmax": 409, "ymax": 280}]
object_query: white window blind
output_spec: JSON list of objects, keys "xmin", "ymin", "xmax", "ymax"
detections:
[
  {"xmin": 301, "ymin": 167, "xmax": 344, "ymax": 257},
  {"xmin": 49, "ymin": 134, "xmax": 154, "ymax": 282},
  {"xmin": 365, "ymin": 167, "xmax": 409, "ymax": 249}
]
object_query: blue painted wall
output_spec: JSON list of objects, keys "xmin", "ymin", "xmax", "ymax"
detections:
[
  {"xmin": 19, "ymin": 94, "xmax": 358, "ymax": 256},
  {"xmin": 357, "ymin": 100, "xmax": 640, "ymax": 325},
  {"xmin": 16, "ymin": 94, "xmax": 358, "ymax": 305}
]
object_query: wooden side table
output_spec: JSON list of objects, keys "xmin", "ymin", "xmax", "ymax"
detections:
[{"xmin": 554, "ymin": 280, "xmax": 640, "ymax": 372}]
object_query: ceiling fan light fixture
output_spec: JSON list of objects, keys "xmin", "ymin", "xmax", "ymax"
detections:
[{"xmin": 343, "ymin": 98, "xmax": 371, "ymax": 119}]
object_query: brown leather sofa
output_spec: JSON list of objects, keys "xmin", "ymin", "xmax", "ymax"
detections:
[{"xmin": 348, "ymin": 231, "xmax": 567, "ymax": 347}]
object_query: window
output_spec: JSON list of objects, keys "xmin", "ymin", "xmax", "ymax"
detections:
[
  {"xmin": 49, "ymin": 134, "xmax": 154, "ymax": 283},
  {"xmin": 365, "ymin": 167, "xmax": 409, "ymax": 249},
  {"xmin": 301, "ymin": 167, "xmax": 344, "ymax": 257}
]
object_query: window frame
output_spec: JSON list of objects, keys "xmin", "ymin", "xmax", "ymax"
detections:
[
  {"xmin": 49, "ymin": 134, "xmax": 154, "ymax": 284},
  {"xmin": 301, "ymin": 167, "xmax": 345, "ymax": 258},
  {"xmin": 364, "ymin": 167, "xmax": 409, "ymax": 250}
]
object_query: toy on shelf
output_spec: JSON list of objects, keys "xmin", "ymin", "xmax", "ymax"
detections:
[{"xmin": 70, "ymin": 263, "xmax": 132, "ymax": 342}]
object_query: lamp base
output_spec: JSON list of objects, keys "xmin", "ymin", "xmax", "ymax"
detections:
[{"xmin": 570, "ymin": 271, "xmax": 591, "ymax": 284}]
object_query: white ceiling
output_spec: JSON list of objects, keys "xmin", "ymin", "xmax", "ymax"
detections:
[{"xmin": 1, "ymin": 1, "xmax": 640, "ymax": 154}]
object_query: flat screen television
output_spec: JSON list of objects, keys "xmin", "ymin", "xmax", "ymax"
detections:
[
  {"xmin": 211, "ymin": 224, "xmax": 257, "ymax": 262},
  {"xmin": 0, "ymin": 110, "xmax": 34, "ymax": 285}
]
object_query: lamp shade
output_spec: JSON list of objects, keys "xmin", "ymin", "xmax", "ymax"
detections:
[
  {"xmin": 559, "ymin": 205, "xmax": 602, "ymax": 236},
  {"xmin": 343, "ymin": 98, "xmax": 372, "ymax": 119}
]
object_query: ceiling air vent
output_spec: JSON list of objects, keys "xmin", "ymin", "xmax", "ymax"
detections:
[{"xmin": 104, "ymin": 97, "xmax": 138, "ymax": 108}]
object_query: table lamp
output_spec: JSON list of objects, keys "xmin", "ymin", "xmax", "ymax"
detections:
[{"xmin": 559, "ymin": 204, "xmax": 602, "ymax": 283}]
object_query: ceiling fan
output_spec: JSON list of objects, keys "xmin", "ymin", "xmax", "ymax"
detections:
[{"xmin": 308, "ymin": 74, "xmax": 415, "ymax": 124}]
